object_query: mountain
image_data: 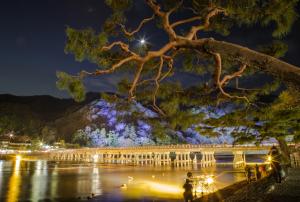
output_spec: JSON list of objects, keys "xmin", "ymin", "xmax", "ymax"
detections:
[
  {"xmin": 0, "ymin": 92, "xmax": 175, "ymax": 145},
  {"xmin": 0, "ymin": 93, "xmax": 235, "ymax": 146},
  {"xmin": 0, "ymin": 93, "xmax": 101, "ymax": 139}
]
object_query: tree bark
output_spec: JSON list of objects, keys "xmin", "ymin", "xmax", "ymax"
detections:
[{"xmin": 276, "ymin": 137, "xmax": 291, "ymax": 165}]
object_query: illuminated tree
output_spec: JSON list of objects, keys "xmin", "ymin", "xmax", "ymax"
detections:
[
  {"xmin": 204, "ymin": 89, "xmax": 300, "ymax": 163},
  {"xmin": 58, "ymin": 0, "xmax": 299, "ymax": 102},
  {"xmin": 57, "ymin": 0, "xmax": 300, "ymax": 146}
]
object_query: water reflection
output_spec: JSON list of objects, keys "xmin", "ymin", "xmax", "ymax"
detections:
[
  {"xmin": 0, "ymin": 161, "xmax": 3, "ymax": 197},
  {"xmin": 143, "ymin": 180, "xmax": 182, "ymax": 195},
  {"xmin": 31, "ymin": 160, "xmax": 48, "ymax": 201},
  {"xmin": 50, "ymin": 164, "xmax": 58, "ymax": 199},
  {"xmin": 0, "ymin": 160, "xmax": 248, "ymax": 201},
  {"xmin": 91, "ymin": 164, "xmax": 102, "ymax": 196},
  {"xmin": 6, "ymin": 157, "xmax": 21, "ymax": 202}
]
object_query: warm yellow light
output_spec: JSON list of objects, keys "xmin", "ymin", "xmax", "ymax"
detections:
[
  {"xmin": 268, "ymin": 156, "xmax": 272, "ymax": 161},
  {"xmin": 16, "ymin": 155, "xmax": 22, "ymax": 161},
  {"xmin": 206, "ymin": 177, "xmax": 214, "ymax": 185},
  {"xmin": 7, "ymin": 155, "xmax": 21, "ymax": 202},
  {"xmin": 120, "ymin": 184, "xmax": 127, "ymax": 189},
  {"xmin": 93, "ymin": 154, "xmax": 98, "ymax": 162},
  {"xmin": 128, "ymin": 176, "xmax": 134, "ymax": 182},
  {"xmin": 144, "ymin": 181, "xmax": 182, "ymax": 194}
]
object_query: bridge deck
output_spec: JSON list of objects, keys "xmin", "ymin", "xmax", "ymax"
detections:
[{"xmin": 50, "ymin": 144, "xmax": 271, "ymax": 154}]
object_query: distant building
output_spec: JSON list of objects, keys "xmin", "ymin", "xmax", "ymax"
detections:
[
  {"xmin": 0, "ymin": 136, "xmax": 10, "ymax": 148},
  {"xmin": 0, "ymin": 135, "xmax": 31, "ymax": 150}
]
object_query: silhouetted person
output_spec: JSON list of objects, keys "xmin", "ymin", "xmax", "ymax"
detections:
[
  {"xmin": 187, "ymin": 172, "xmax": 193, "ymax": 179},
  {"xmin": 245, "ymin": 166, "xmax": 252, "ymax": 183},
  {"xmin": 255, "ymin": 164, "xmax": 261, "ymax": 180},
  {"xmin": 183, "ymin": 179, "xmax": 193, "ymax": 202},
  {"xmin": 268, "ymin": 146, "xmax": 282, "ymax": 183},
  {"xmin": 259, "ymin": 164, "xmax": 267, "ymax": 177}
]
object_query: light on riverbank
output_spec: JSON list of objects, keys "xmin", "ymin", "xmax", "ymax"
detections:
[
  {"xmin": 267, "ymin": 156, "xmax": 272, "ymax": 162},
  {"xmin": 205, "ymin": 176, "xmax": 214, "ymax": 185}
]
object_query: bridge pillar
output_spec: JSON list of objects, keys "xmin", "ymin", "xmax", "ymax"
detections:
[
  {"xmin": 193, "ymin": 153, "xmax": 197, "ymax": 165},
  {"xmin": 186, "ymin": 152, "xmax": 191, "ymax": 165},
  {"xmin": 118, "ymin": 153, "xmax": 123, "ymax": 164},
  {"xmin": 158, "ymin": 153, "xmax": 162, "ymax": 166},
  {"xmin": 153, "ymin": 153, "xmax": 159, "ymax": 166},
  {"xmin": 200, "ymin": 151, "xmax": 216, "ymax": 167},
  {"xmin": 174, "ymin": 152, "xmax": 179, "ymax": 166},
  {"xmin": 121, "ymin": 153, "xmax": 125, "ymax": 164},
  {"xmin": 133, "ymin": 153, "xmax": 137, "ymax": 165},
  {"xmin": 165, "ymin": 152, "xmax": 171, "ymax": 165},
  {"xmin": 233, "ymin": 151, "xmax": 246, "ymax": 168},
  {"xmin": 109, "ymin": 153, "xmax": 112, "ymax": 163},
  {"xmin": 181, "ymin": 152, "xmax": 187, "ymax": 166},
  {"xmin": 111, "ymin": 153, "xmax": 115, "ymax": 163},
  {"xmin": 92, "ymin": 154, "xmax": 98, "ymax": 162},
  {"xmin": 139, "ymin": 153, "xmax": 143, "ymax": 165},
  {"xmin": 149, "ymin": 152, "xmax": 154, "ymax": 165},
  {"xmin": 145, "ymin": 153, "xmax": 149, "ymax": 165},
  {"xmin": 124, "ymin": 153, "xmax": 128, "ymax": 164},
  {"xmin": 128, "ymin": 154, "xmax": 131, "ymax": 164},
  {"xmin": 174, "ymin": 152, "xmax": 190, "ymax": 166}
]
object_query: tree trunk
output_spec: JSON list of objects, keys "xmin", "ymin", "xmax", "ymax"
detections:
[{"xmin": 276, "ymin": 137, "xmax": 291, "ymax": 165}]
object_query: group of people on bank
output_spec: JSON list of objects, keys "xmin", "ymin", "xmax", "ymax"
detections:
[
  {"xmin": 245, "ymin": 145, "xmax": 284, "ymax": 183},
  {"xmin": 183, "ymin": 145, "xmax": 285, "ymax": 202}
]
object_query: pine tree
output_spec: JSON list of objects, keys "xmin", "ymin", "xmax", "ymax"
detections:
[{"xmin": 57, "ymin": 0, "xmax": 300, "ymax": 149}]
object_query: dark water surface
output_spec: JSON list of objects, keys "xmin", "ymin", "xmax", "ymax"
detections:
[{"xmin": 0, "ymin": 155, "xmax": 263, "ymax": 202}]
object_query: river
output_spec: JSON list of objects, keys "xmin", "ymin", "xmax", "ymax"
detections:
[{"xmin": 0, "ymin": 155, "xmax": 264, "ymax": 202}]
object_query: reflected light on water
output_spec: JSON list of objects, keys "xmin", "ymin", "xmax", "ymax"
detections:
[
  {"xmin": 6, "ymin": 156, "xmax": 21, "ymax": 202},
  {"xmin": 51, "ymin": 164, "xmax": 58, "ymax": 199},
  {"xmin": 31, "ymin": 160, "xmax": 48, "ymax": 201},
  {"xmin": 92, "ymin": 165, "xmax": 102, "ymax": 195},
  {"xmin": 143, "ymin": 181, "xmax": 182, "ymax": 195},
  {"xmin": 76, "ymin": 165, "xmax": 103, "ymax": 196},
  {"xmin": 0, "ymin": 161, "xmax": 3, "ymax": 197}
]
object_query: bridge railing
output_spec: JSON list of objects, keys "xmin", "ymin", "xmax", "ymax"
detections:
[{"xmin": 48, "ymin": 144, "xmax": 272, "ymax": 154}]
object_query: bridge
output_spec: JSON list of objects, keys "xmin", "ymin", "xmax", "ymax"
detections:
[{"xmin": 44, "ymin": 144, "xmax": 271, "ymax": 168}]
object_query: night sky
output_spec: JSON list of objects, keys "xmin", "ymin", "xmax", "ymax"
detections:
[{"xmin": 1, "ymin": 0, "xmax": 300, "ymax": 98}]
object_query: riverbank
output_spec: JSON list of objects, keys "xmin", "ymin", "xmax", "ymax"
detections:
[
  {"xmin": 194, "ymin": 180, "xmax": 248, "ymax": 202},
  {"xmin": 195, "ymin": 168, "xmax": 300, "ymax": 202}
]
